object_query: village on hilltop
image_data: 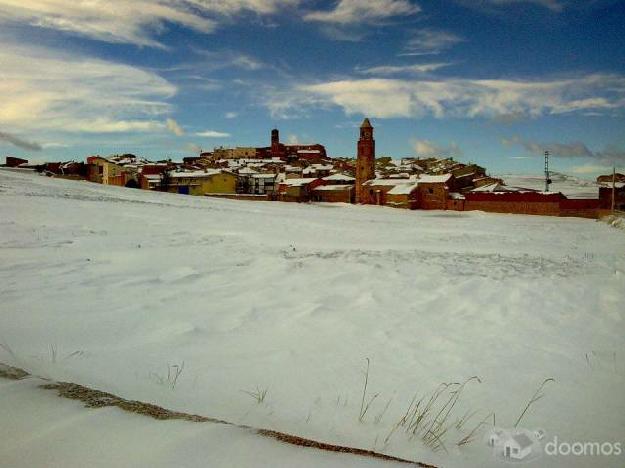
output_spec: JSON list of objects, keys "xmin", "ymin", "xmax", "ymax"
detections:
[{"xmin": 3, "ymin": 119, "xmax": 624, "ymax": 218}]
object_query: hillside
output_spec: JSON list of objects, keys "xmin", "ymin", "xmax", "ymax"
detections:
[{"xmin": 1, "ymin": 169, "xmax": 624, "ymax": 468}]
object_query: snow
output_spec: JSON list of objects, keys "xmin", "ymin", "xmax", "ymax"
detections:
[
  {"xmin": 313, "ymin": 184, "xmax": 353, "ymax": 192},
  {"xmin": 1, "ymin": 169, "xmax": 625, "ymax": 468},
  {"xmin": 417, "ymin": 174, "xmax": 452, "ymax": 184},
  {"xmin": 281, "ymin": 177, "xmax": 318, "ymax": 187},
  {"xmin": 387, "ymin": 182, "xmax": 419, "ymax": 195},
  {"xmin": 169, "ymin": 170, "xmax": 221, "ymax": 178},
  {"xmin": 322, "ymin": 173, "xmax": 355, "ymax": 182},
  {"xmin": 0, "ymin": 377, "xmax": 397, "ymax": 468},
  {"xmin": 364, "ymin": 179, "xmax": 412, "ymax": 187},
  {"xmin": 499, "ymin": 173, "xmax": 600, "ymax": 199}
]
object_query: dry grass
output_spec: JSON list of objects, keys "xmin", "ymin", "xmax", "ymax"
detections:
[{"xmin": 0, "ymin": 362, "xmax": 437, "ymax": 467}]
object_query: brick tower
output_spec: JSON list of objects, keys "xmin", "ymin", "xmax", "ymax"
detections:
[
  {"xmin": 270, "ymin": 128, "xmax": 281, "ymax": 158},
  {"xmin": 355, "ymin": 117, "xmax": 375, "ymax": 203}
]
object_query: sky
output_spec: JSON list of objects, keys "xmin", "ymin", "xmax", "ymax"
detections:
[{"xmin": 0, "ymin": 0, "xmax": 624, "ymax": 177}]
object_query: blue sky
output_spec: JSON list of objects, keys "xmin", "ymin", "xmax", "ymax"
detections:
[{"xmin": 1, "ymin": 0, "xmax": 624, "ymax": 177}]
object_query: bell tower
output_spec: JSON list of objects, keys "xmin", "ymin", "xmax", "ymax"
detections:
[{"xmin": 355, "ymin": 118, "xmax": 375, "ymax": 204}]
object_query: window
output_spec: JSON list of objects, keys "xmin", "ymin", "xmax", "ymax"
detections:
[{"xmin": 428, "ymin": 188, "xmax": 434, "ymax": 194}]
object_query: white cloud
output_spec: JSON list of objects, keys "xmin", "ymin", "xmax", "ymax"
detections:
[
  {"xmin": 264, "ymin": 74, "xmax": 625, "ymax": 120},
  {"xmin": 224, "ymin": 112, "xmax": 239, "ymax": 119},
  {"xmin": 196, "ymin": 130, "xmax": 231, "ymax": 138},
  {"xmin": 166, "ymin": 118, "xmax": 185, "ymax": 136},
  {"xmin": 0, "ymin": 43, "xmax": 177, "ymax": 134},
  {"xmin": 402, "ymin": 29, "xmax": 464, "ymax": 55},
  {"xmin": 0, "ymin": 0, "xmax": 300, "ymax": 47},
  {"xmin": 304, "ymin": 0, "xmax": 419, "ymax": 24},
  {"xmin": 413, "ymin": 139, "xmax": 461, "ymax": 157},
  {"xmin": 358, "ymin": 63, "xmax": 452, "ymax": 76}
]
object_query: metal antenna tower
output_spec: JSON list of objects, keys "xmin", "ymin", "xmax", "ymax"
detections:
[{"xmin": 544, "ymin": 150, "xmax": 551, "ymax": 192}]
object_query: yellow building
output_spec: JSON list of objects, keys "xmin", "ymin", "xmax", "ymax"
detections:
[
  {"xmin": 87, "ymin": 156, "xmax": 128, "ymax": 186},
  {"xmin": 166, "ymin": 169, "xmax": 237, "ymax": 195},
  {"xmin": 212, "ymin": 147, "xmax": 257, "ymax": 159}
]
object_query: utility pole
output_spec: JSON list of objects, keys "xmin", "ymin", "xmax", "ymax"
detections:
[
  {"xmin": 612, "ymin": 165, "xmax": 616, "ymax": 213},
  {"xmin": 544, "ymin": 150, "xmax": 551, "ymax": 192}
]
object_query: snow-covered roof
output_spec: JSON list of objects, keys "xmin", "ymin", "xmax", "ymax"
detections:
[
  {"xmin": 471, "ymin": 183, "xmax": 537, "ymax": 193},
  {"xmin": 418, "ymin": 174, "xmax": 452, "ymax": 183},
  {"xmin": 313, "ymin": 184, "xmax": 353, "ymax": 192},
  {"xmin": 251, "ymin": 173, "xmax": 277, "ymax": 179},
  {"xmin": 364, "ymin": 178, "xmax": 413, "ymax": 187},
  {"xmin": 281, "ymin": 178, "xmax": 319, "ymax": 187},
  {"xmin": 297, "ymin": 149, "xmax": 321, "ymax": 154},
  {"xmin": 449, "ymin": 192, "xmax": 465, "ymax": 200},
  {"xmin": 237, "ymin": 167, "xmax": 258, "ymax": 175},
  {"xmin": 169, "ymin": 170, "xmax": 221, "ymax": 178},
  {"xmin": 322, "ymin": 173, "xmax": 355, "ymax": 182},
  {"xmin": 311, "ymin": 164, "xmax": 333, "ymax": 170},
  {"xmin": 388, "ymin": 182, "xmax": 419, "ymax": 195},
  {"xmin": 600, "ymin": 182, "xmax": 625, "ymax": 189}
]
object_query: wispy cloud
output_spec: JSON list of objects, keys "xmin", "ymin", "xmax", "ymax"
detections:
[
  {"xmin": 502, "ymin": 136, "xmax": 625, "ymax": 164},
  {"xmin": 401, "ymin": 29, "xmax": 464, "ymax": 56},
  {"xmin": 413, "ymin": 139, "xmax": 461, "ymax": 157},
  {"xmin": 0, "ymin": 130, "xmax": 42, "ymax": 151},
  {"xmin": 357, "ymin": 63, "xmax": 452, "ymax": 76},
  {"xmin": 191, "ymin": 49, "xmax": 267, "ymax": 71},
  {"xmin": 196, "ymin": 130, "xmax": 231, "ymax": 138},
  {"xmin": 224, "ymin": 112, "xmax": 239, "ymax": 119},
  {"xmin": 0, "ymin": 0, "xmax": 300, "ymax": 47},
  {"xmin": 304, "ymin": 0, "xmax": 420, "ymax": 24},
  {"xmin": 0, "ymin": 42, "xmax": 177, "ymax": 135},
  {"xmin": 466, "ymin": 0, "xmax": 564, "ymax": 12},
  {"xmin": 264, "ymin": 74, "xmax": 625, "ymax": 120},
  {"xmin": 166, "ymin": 118, "xmax": 185, "ymax": 136}
]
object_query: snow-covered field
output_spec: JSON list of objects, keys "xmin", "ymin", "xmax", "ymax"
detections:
[
  {"xmin": 1, "ymin": 169, "xmax": 624, "ymax": 468},
  {"xmin": 499, "ymin": 172, "xmax": 601, "ymax": 198}
]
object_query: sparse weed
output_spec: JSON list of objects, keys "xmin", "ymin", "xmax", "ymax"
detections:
[
  {"xmin": 150, "ymin": 361, "xmax": 185, "ymax": 390},
  {"xmin": 385, "ymin": 376, "xmax": 482, "ymax": 453},
  {"xmin": 514, "ymin": 378, "xmax": 555, "ymax": 428},
  {"xmin": 358, "ymin": 358, "xmax": 379, "ymax": 423},
  {"xmin": 242, "ymin": 385, "xmax": 268, "ymax": 404}
]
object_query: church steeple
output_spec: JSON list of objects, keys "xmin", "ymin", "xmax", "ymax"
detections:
[{"xmin": 355, "ymin": 117, "xmax": 375, "ymax": 204}]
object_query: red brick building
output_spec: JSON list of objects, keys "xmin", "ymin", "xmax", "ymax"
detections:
[{"xmin": 256, "ymin": 129, "xmax": 327, "ymax": 160}]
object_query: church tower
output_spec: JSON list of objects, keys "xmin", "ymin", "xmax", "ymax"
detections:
[
  {"xmin": 270, "ymin": 128, "xmax": 281, "ymax": 158},
  {"xmin": 355, "ymin": 118, "xmax": 375, "ymax": 204}
]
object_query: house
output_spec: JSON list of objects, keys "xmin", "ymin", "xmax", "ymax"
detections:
[
  {"xmin": 4, "ymin": 156, "xmax": 28, "ymax": 167},
  {"xmin": 165, "ymin": 169, "xmax": 237, "ymax": 196},
  {"xmin": 278, "ymin": 178, "xmax": 324, "ymax": 202},
  {"xmin": 386, "ymin": 181, "xmax": 420, "ymax": 209},
  {"xmin": 312, "ymin": 184, "xmax": 354, "ymax": 203},
  {"xmin": 598, "ymin": 180, "xmax": 625, "ymax": 211},
  {"xmin": 361, "ymin": 179, "xmax": 414, "ymax": 206},
  {"xmin": 503, "ymin": 433, "xmax": 534, "ymax": 460},
  {"xmin": 86, "ymin": 156, "xmax": 129, "ymax": 186},
  {"xmin": 250, "ymin": 173, "xmax": 280, "ymax": 195},
  {"xmin": 415, "ymin": 174, "xmax": 454, "ymax": 210},
  {"xmin": 322, "ymin": 173, "xmax": 355, "ymax": 185}
]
